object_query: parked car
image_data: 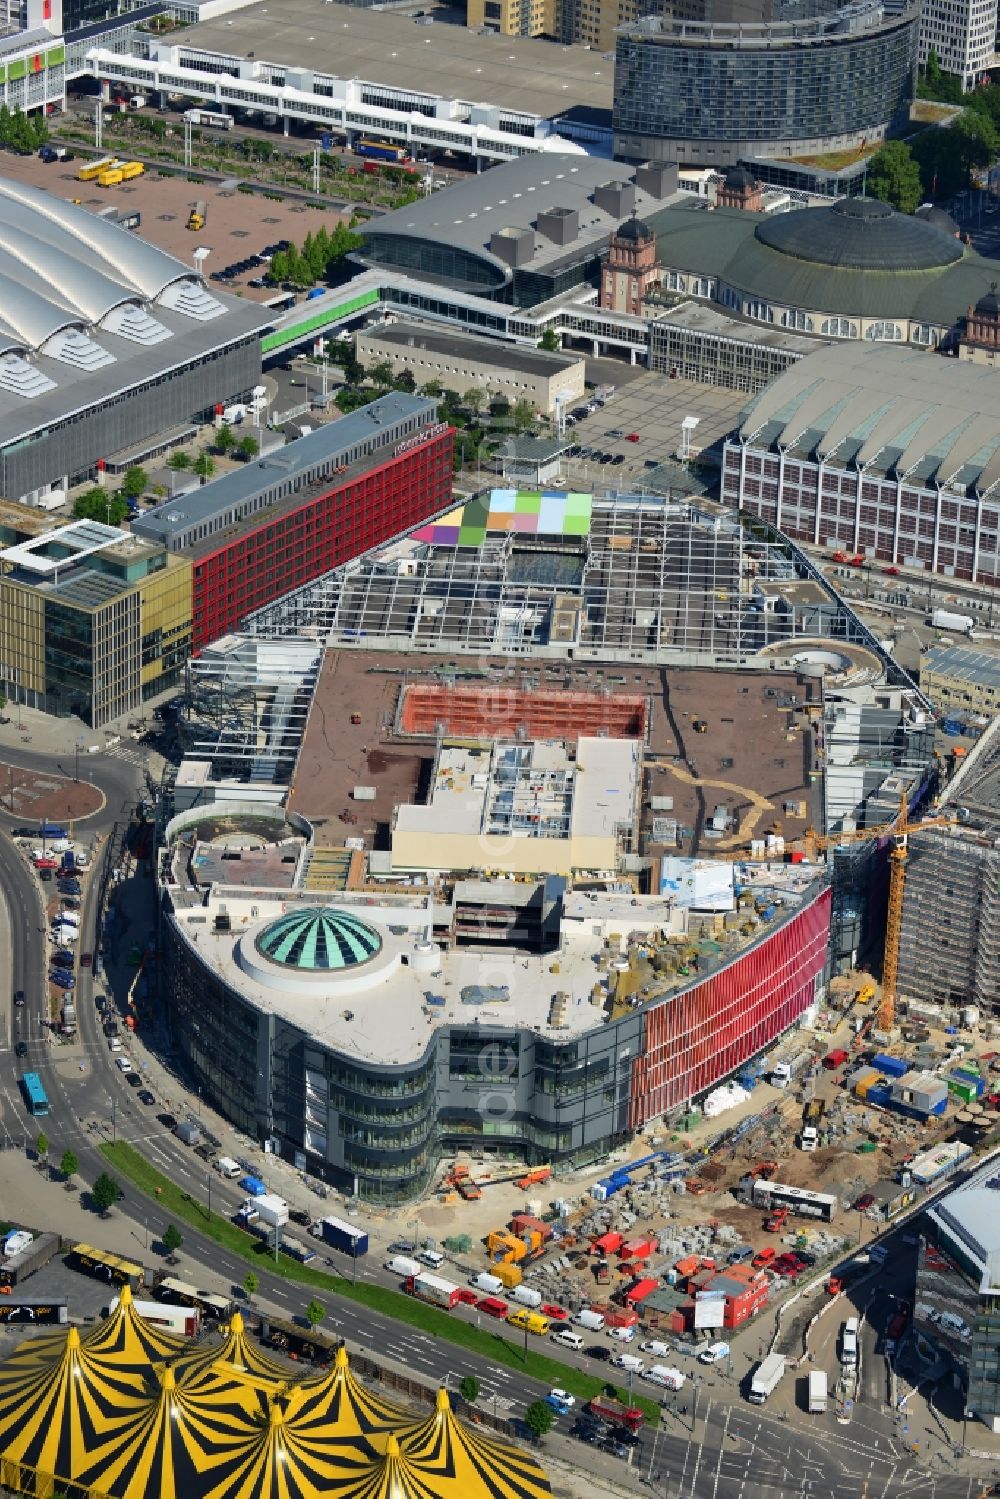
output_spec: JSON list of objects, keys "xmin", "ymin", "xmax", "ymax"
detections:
[
  {"xmin": 626, "ymin": 432, "xmax": 641, "ymax": 442},
  {"xmin": 585, "ymin": 1345, "xmax": 612, "ymax": 1362},
  {"xmin": 115, "ymin": 1056, "xmax": 133, "ymax": 1073},
  {"xmin": 126, "ymin": 1072, "xmax": 142, "ymax": 1088},
  {"xmin": 138, "ymin": 1089, "xmax": 156, "ymax": 1105},
  {"xmin": 13, "ymin": 991, "xmax": 25, "ymax": 1007},
  {"xmin": 541, "ymin": 1303, "xmax": 568, "ymax": 1321},
  {"xmin": 50, "ymin": 971, "xmax": 75, "ymax": 989},
  {"xmin": 853, "ymin": 1193, "xmax": 875, "ymax": 1212}
]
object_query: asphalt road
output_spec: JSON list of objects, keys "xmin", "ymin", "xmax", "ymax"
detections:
[{"xmin": 0, "ymin": 745, "xmax": 989, "ymax": 1497}]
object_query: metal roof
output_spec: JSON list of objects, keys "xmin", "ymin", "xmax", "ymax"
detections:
[
  {"xmin": 132, "ymin": 394, "xmax": 439, "ymax": 552},
  {"xmin": 922, "ymin": 643, "xmax": 1000, "ymax": 691},
  {"xmin": 755, "ymin": 197, "xmax": 963, "ymax": 273},
  {"xmin": 359, "ymin": 155, "xmax": 684, "ymax": 278},
  {"xmin": 177, "ymin": 0, "xmax": 614, "ymax": 122},
  {"xmin": 358, "ymin": 321, "xmax": 582, "ymax": 377},
  {"xmin": 647, "ymin": 198, "xmax": 997, "ymax": 325},
  {"xmin": 738, "ymin": 344, "xmax": 1000, "ymax": 493}
]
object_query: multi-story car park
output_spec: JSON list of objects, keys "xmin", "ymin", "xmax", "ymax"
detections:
[
  {"xmin": 82, "ymin": 0, "xmax": 611, "ymax": 165},
  {"xmin": 132, "ymin": 395, "xmax": 453, "ymax": 653},
  {"xmin": 612, "ymin": 0, "xmax": 920, "ymax": 169},
  {"xmin": 159, "ymin": 490, "xmax": 936, "ymax": 1199},
  {"xmin": 0, "ymin": 177, "xmax": 272, "ymax": 506}
]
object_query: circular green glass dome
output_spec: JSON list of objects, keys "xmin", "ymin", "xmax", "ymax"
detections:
[{"xmin": 255, "ymin": 907, "xmax": 382, "ymax": 971}]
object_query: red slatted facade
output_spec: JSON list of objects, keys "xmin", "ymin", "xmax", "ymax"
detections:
[
  {"xmin": 191, "ymin": 427, "xmax": 453, "ymax": 652},
  {"xmin": 629, "ymin": 886, "xmax": 831, "ymax": 1127}
]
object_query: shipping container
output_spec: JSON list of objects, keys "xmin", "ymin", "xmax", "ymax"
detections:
[
  {"xmin": 871, "ymin": 1054, "xmax": 909, "ymax": 1079},
  {"xmin": 620, "ymin": 1236, "xmax": 657, "ymax": 1260},
  {"xmin": 625, "ymin": 1277, "xmax": 659, "ymax": 1305}
]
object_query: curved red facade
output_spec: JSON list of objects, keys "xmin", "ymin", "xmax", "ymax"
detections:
[{"xmin": 629, "ymin": 885, "xmax": 832, "ymax": 1127}]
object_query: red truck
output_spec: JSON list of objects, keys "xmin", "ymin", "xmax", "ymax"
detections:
[
  {"xmin": 588, "ymin": 1395, "xmax": 644, "ymax": 1431},
  {"xmin": 822, "ymin": 1048, "xmax": 850, "ymax": 1070}
]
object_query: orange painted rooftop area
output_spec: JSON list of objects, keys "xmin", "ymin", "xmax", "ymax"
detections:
[{"xmin": 397, "ymin": 683, "xmax": 648, "ymax": 740}]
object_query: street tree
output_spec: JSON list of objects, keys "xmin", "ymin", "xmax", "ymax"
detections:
[
  {"xmin": 538, "ymin": 329, "xmax": 561, "ymax": 351},
  {"xmin": 512, "ymin": 398, "xmax": 536, "ymax": 432},
  {"xmin": 120, "ymin": 466, "xmax": 148, "ymax": 499},
  {"xmin": 214, "ymin": 424, "xmax": 235, "ymax": 455},
  {"xmin": 865, "ymin": 141, "xmax": 923, "ymax": 215},
  {"xmin": 167, "ymin": 451, "xmax": 191, "ymax": 471},
  {"xmin": 420, "ymin": 378, "xmax": 443, "ymax": 398},
  {"xmin": 523, "ymin": 1400, "xmax": 554, "ymax": 1443},
  {"xmin": 193, "ymin": 453, "xmax": 215, "ymax": 484},
  {"xmin": 459, "ymin": 1375, "xmax": 480, "ymax": 1405},
  {"xmin": 305, "ymin": 1298, "xmax": 326, "ymax": 1328},
  {"xmin": 36, "ymin": 1132, "xmax": 48, "ymax": 1163},
  {"xmin": 243, "ymin": 1271, "xmax": 259, "ymax": 1303},
  {"xmin": 463, "ymin": 386, "xmax": 485, "ymax": 416},
  {"xmin": 92, "ymin": 1172, "xmax": 119, "ymax": 1217},
  {"xmin": 74, "ymin": 489, "xmax": 128, "ymax": 526},
  {"xmin": 59, "ymin": 1149, "xmax": 79, "ymax": 1181},
  {"xmin": 237, "ymin": 435, "xmax": 259, "ymax": 461},
  {"xmin": 368, "ymin": 358, "xmax": 394, "ymax": 390},
  {"xmin": 162, "ymin": 1223, "xmax": 183, "ymax": 1260}
]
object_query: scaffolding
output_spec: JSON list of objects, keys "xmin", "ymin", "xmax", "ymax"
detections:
[{"xmin": 182, "ymin": 638, "xmax": 322, "ymax": 782}]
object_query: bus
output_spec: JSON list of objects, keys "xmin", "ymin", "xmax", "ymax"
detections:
[
  {"xmin": 183, "ymin": 108, "xmax": 234, "ymax": 131},
  {"xmin": 154, "ymin": 1275, "xmax": 233, "ymax": 1322},
  {"xmin": 67, "ymin": 1244, "xmax": 145, "ymax": 1291},
  {"xmin": 750, "ymin": 1178, "xmax": 837, "ymax": 1223},
  {"xmin": 354, "ymin": 138, "xmax": 410, "ymax": 164},
  {"xmin": 21, "ymin": 1073, "xmax": 49, "ymax": 1117}
]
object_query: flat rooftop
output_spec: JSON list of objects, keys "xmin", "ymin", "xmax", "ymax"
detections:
[
  {"xmin": 177, "ymin": 0, "xmax": 615, "ymax": 121},
  {"xmin": 653, "ymin": 299, "xmax": 823, "ymax": 357},
  {"xmin": 132, "ymin": 394, "xmax": 439, "ymax": 558},
  {"xmin": 359, "ymin": 322, "xmax": 584, "ymax": 377},
  {"xmin": 167, "ymin": 871, "xmax": 817, "ymax": 1063},
  {"xmin": 922, "ymin": 642, "xmax": 1000, "ymax": 691},
  {"xmin": 286, "ymin": 647, "xmax": 821, "ymax": 858}
]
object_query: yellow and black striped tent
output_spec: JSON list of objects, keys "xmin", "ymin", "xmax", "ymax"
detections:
[{"xmin": 0, "ymin": 1299, "xmax": 551, "ymax": 1499}]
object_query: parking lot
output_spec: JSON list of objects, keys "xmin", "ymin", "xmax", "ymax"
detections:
[{"xmin": 561, "ymin": 372, "xmax": 747, "ymax": 487}]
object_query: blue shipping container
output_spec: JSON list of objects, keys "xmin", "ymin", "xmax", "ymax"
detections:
[
  {"xmin": 866, "ymin": 1085, "xmax": 892, "ymax": 1107},
  {"xmin": 872, "ymin": 1054, "xmax": 909, "ymax": 1079}
]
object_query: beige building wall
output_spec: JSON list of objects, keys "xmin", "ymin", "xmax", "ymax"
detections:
[
  {"xmin": 355, "ymin": 332, "xmax": 586, "ymax": 415},
  {"xmin": 138, "ymin": 553, "xmax": 193, "ymax": 696},
  {"xmin": 391, "ymin": 827, "xmax": 618, "ymax": 876},
  {"xmin": 921, "ymin": 662, "xmax": 1000, "ymax": 718},
  {"xmin": 467, "ymin": 0, "xmax": 636, "ymax": 47},
  {"xmin": 0, "ymin": 580, "xmax": 46, "ymax": 700}
]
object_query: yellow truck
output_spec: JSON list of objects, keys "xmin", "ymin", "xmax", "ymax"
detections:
[
  {"xmin": 856, "ymin": 982, "xmax": 876, "ymax": 1006},
  {"xmin": 77, "ymin": 157, "xmax": 118, "ymax": 182},
  {"xmin": 118, "ymin": 161, "xmax": 144, "ymax": 181},
  {"xmin": 97, "ymin": 168, "xmax": 124, "ymax": 187},
  {"xmin": 187, "ymin": 199, "xmax": 207, "ymax": 231}
]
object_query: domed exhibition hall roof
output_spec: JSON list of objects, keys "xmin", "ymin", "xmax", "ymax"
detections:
[
  {"xmin": 754, "ymin": 196, "xmax": 963, "ymax": 272},
  {"xmin": 645, "ymin": 192, "xmax": 997, "ymax": 324},
  {"xmin": 255, "ymin": 907, "xmax": 382, "ymax": 971}
]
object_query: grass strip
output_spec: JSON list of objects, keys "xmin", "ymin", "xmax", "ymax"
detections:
[{"xmin": 101, "ymin": 1142, "xmax": 660, "ymax": 1424}]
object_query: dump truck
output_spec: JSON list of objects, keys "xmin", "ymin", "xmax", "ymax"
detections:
[
  {"xmin": 187, "ymin": 200, "xmax": 207, "ymax": 231},
  {"xmin": 78, "ymin": 156, "xmax": 118, "ymax": 181},
  {"xmin": 749, "ymin": 1353, "xmax": 785, "ymax": 1404},
  {"xmin": 588, "ymin": 1394, "xmax": 644, "ymax": 1431}
]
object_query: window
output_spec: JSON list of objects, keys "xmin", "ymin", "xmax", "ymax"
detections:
[
  {"xmin": 865, "ymin": 321, "xmax": 903, "ymax": 342},
  {"xmin": 691, "ymin": 277, "xmax": 714, "ymax": 297},
  {"xmin": 821, "ymin": 317, "xmax": 858, "ymax": 339},
  {"xmin": 665, "ymin": 271, "xmax": 687, "ymax": 292},
  {"xmin": 911, "ymin": 323, "xmax": 938, "ymax": 347},
  {"xmin": 780, "ymin": 309, "xmax": 814, "ymax": 332},
  {"xmin": 745, "ymin": 300, "xmax": 773, "ymax": 323}
]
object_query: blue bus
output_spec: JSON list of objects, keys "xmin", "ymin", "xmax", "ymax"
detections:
[{"xmin": 21, "ymin": 1073, "xmax": 49, "ymax": 1117}]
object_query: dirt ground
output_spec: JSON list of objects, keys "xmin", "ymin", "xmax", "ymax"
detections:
[
  {"xmin": 377, "ymin": 974, "xmax": 997, "ymax": 1310},
  {"xmin": 0, "ymin": 149, "xmax": 349, "ymax": 300}
]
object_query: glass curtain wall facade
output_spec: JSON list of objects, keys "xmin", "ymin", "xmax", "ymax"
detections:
[{"xmin": 613, "ymin": 2, "xmax": 919, "ymax": 166}]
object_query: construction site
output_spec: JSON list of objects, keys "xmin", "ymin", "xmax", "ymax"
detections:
[{"xmin": 381, "ymin": 972, "xmax": 1000, "ymax": 1345}]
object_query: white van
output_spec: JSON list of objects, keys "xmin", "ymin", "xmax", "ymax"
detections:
[
  {"xmin": 573, "ymin": 1308, "xmax": 606, "ymax": 1332},
  {"xmin": 643, "ymin": 1365, "xmax": 685, "ymax": 1390},
  {"xmin": 214, "ymin": 1157, "xmax": 241, "ymax": 1179},
  {"xmin": 551, "ymin": 1328, "xmax": 585, "ymax": 1352},
  {"xmin": 470, "ymin": 1272, "xmax": 504, "ymax": 1296},
  {"xmin": 611, "ymin": 1353, "xmax": 645, "ymax": 1374},
  {"xmin": 699, "ymin": 1342, "xmax": 730, "ymax": 1364},
  {"xmin": 640, "ymin": 1340, "xmax": 672, "ymax": 1358},
  {"xmin": 386, "ymin": 1255, "xmax": 421, "ymax": 1279},
  {"xmin": 510, "ymin": 1285, "xmax": 543, "ymax": 1310},
  {"xmin": 841, "ymin": 1317, "xmax": 858, "ymax": 1367},
  {"xmin": 417, "ymin": 1249, "xmax": 444, "ymax": 1269},
  {"xmin": 607, "ymin": 1324, "xmax": 636, "ymax": 1342}
]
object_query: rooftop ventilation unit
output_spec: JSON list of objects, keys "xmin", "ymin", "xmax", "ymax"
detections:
[{"xmin": 536, "ymin": 206, "xmax": 579, "ymax": 244}]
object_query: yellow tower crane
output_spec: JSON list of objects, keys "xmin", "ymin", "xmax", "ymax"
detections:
[{"xmin": 800, "ymin": 789, "xmax": 963, "ymax": 1032}]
